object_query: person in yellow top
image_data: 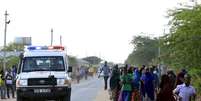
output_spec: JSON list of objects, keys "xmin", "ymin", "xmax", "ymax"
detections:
[
  {"xmin": 0, "ymin": 70, "xmax": 6, "ymax": 99},
  {"xmin": 0, "ymin": 74, "xmax": 3, "ymax": 85}
]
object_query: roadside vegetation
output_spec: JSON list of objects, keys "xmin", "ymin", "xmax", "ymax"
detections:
[{"xmin": 126, "ymin": 5, "xmax": 201, "ymax": 95}]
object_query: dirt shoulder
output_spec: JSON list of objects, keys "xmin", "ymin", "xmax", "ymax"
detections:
[{"xmin": 94, "ymin": 88, "xmax": 110, "ymax": 101}]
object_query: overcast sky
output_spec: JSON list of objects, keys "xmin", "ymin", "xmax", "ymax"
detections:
[{"xmin": 0, "ymin": 0, "xmax": 184, "ymax": 63}]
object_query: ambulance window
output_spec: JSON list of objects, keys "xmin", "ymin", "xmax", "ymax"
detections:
[{"xmin": 22, "ymin": 56, "xmax": 65, "ymax": 72}]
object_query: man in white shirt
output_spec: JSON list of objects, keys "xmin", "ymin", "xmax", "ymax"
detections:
[{"xmin": 173, "ymin": 74, "xmax": 196, "ymax": 101}]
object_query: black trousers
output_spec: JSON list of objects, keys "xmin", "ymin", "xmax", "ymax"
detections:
[
  {"xmin": 104, "ymin": 76, "xmax": 109, "ymax": 90},
  {"xmin": 6, "ymin": 84, "xmax": 15, "ymax": 98}
]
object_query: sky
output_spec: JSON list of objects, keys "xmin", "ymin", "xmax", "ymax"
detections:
[{"xmin": 0, "ymin": 0, "xmax": 184, "ymax": 63}]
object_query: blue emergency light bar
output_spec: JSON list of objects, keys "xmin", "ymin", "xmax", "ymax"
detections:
[
  {"xmin": 25, "ymin": 46, "xmax": 64, "ymax": 51},
  {"xmin": 27, "ymin": 46, "xmax": 36, "ymax": 50},
  {"xmin": 27, "ymin": 46, "xmax": 48, "ymax": 50}
]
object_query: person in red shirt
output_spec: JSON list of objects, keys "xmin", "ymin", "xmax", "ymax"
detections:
[{"xmin": 156, "ymin": 74, "xmax": 176, "ymax": 101}]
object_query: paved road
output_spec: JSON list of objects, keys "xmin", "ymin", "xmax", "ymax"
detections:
[
  {"xmin": 1, "ymin": 77, "xmax": 104, "ymax": 101},
  {"xmin": 71, "ymin": 78, "xmax": 103, "ymax": 101}
]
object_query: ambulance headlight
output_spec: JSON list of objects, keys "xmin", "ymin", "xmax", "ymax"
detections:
[
  {"xmin": 57, "ymin": 79, "xmax": 65, "ymax": 85},
  {"xmin": 16, "ymin": 79, "xmax": 27, "ymax": 87},
  {"xmin": 57, "ymin": 78, "xmax": 71, "ymax": 86}
]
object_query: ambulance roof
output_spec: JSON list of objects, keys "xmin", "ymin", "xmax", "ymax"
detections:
[
  {"xmin": 23, "ymin": 46, "xmax": 67, "ymax": 57},
  {"xmin": 24, "ymin": 50, "xmax": 67, "ymax": 57}
]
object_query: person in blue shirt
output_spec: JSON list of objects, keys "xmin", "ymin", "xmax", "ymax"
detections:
[
  {"xmin": 100, "ymin": 61, "xmax": 110, "ymax": 90},
  {"xmin": 131, "ymin": 67, "xmax": 141, "ymax": 101},
  {"xmin": 141, "ymin": 67, "xmax": 155, "ymax": 101},
  {"xmin": 5, "ymin": 69, "xmax": 15, "ymax": 98}
]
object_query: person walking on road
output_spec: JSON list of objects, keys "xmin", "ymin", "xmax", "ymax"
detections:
[
  {"xmin": 0, "ymin": 70, "xmax": 6, "ymax": 99},
  {"xmin": 5, "ymin": 69, "xmax": 15, "ymax": 98},
  {"xmin": 167, "ymin": 70, "xmax": 176, "ymax": 89},
  {"xmin": 11, "ymin": 65, "xmax": 17, "ymax": 92},
  {"xmin": 156, "ymin": 74, "xmax": 176, "ymax": 101},
  {"xmin": 140, "ymin": 67, "xmax": 146, "ymax": 101},
  {"xmin": 119, "ymin": 65, "xmax": 133, "ymax": 101},
  {"xmin": 109, "ymin": 64, "xmax": 120, "ymax": 101},
  {"xmin": 75, "ymin": 67, "xmax": 81, "ymax": 83},
  {"xmin": 84, "ymin": 67, "xmax": 89, "ymax": 80},
  {"xmin": 131, "ymin": 67, "xmax": 141, "ymax": 101},
  {"xmin": 175, "ymin": 69, "xmax": 187, "ymax": 86},
  {"xmin": 151, "ymin": 66, "xmax": 159, "ymax": 92},
  {"xmin": 99, "ymin": 61, "xmax": 110, "ymax": 90},
  {"xmin": 141, "ymin": 67, "xmax": 155, "ymax": 101},
  {"xmin": 173, "ymin": 74, "xmax": 196, "ymax": 101}
]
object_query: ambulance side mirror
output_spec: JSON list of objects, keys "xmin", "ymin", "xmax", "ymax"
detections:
[
  {"xmin": 68, "ymin": 66, "xmax": 72, "ymax": 72},
  {"xmin": 17, "ymin": 53, "xmax": 24, "ymax": 74}
]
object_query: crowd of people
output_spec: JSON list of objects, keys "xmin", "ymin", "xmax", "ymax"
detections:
[
  {"xmin": 0, "ymin": 61, "xmax": 197, "ymax": 101},
  {"xmin": 75, "ymin": 66, "xmax": 90, "ymax": 83},
  {"xmin": 99, "ymin": 61, "xmax": 197, "ymax": 101},
  {"xmin": 0, "ymin": 65, "xmax": 17, "ymax": 99}
]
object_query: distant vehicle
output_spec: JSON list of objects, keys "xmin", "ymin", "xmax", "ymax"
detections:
[{"xmin": 16, "ymin": 46, "xmax": 72, "ymax": 101}]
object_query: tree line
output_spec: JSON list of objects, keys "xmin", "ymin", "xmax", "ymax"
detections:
[{"xmin": 126, "ymin": 5, "xmax": 201, "ymax": 94}]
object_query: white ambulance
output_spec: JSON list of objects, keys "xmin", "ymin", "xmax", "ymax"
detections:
[{"xmin": 16, "ymin": 46, "xmax": 72, "ymax": 101}]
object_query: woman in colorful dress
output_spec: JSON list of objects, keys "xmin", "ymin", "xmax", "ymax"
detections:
[{"xmin": 119, "ymin": 65, "xmax": 133, "ymax": 101}]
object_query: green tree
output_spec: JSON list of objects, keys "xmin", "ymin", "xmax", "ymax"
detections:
[
  {"xmin": 68, "ymin": 56, "xmax": 77, "ymax": 67},
  {"xmin": 126, "ymin": 35, "xmax": 159, "ymax": 66},
  {"xmin": 0, "ymin": 42, "xmax": 23, "ymax": 70},
  {"xmin": 82, "ymin": 56, "xmax": 102, "ymax": 65},
  {"xmin": 1, "ymin": 42, "xmax": 24, "ymax": 51},
  {"xmin": 160, "ymin": 5, "xmax": 201, "ymax": 94},
  {"xmin": 162, "ymin": 5, "xmax": 201, "ymax": 68},
  {"xmin": 6, "ymin": 56, "xmax": 19, "ymax": 69}
]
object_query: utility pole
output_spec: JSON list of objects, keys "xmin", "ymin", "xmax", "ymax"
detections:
[
  {"xmin": 99, "ymin": 52, "xmax": 101, "ymax": 60},
  {"xmin": 51, "ymin": 28, "xmax": 53, "ymax": 46},
  {"xmin": 158, "ymin": 38, "xmax": 160, "ymax": 61},
  {"xmin": 158, "ymin": 34, "xmax": 161, "ymax": 73},
  {"xmin": 158, "ymin": 28, "xmax": 165, "ymax": 62},
  {"xmin": 3, "ymin": 11, "xmax": 10, "ymax": 72},
  {"xmin": 60, "ymin": 35, "xmax": 62, "ymax": 45},
  {"xmin": 158, "ymin": 28, "xmax": 166, "ymax": 75}
]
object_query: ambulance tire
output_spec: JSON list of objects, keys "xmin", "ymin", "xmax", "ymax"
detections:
[
  {"xmin": 62, "ymin": 96, "xmax": 70, "ymax": 101},
  {"xmin": 17, "ymin": 95, "xmax": 24, "ymax": 101}
]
